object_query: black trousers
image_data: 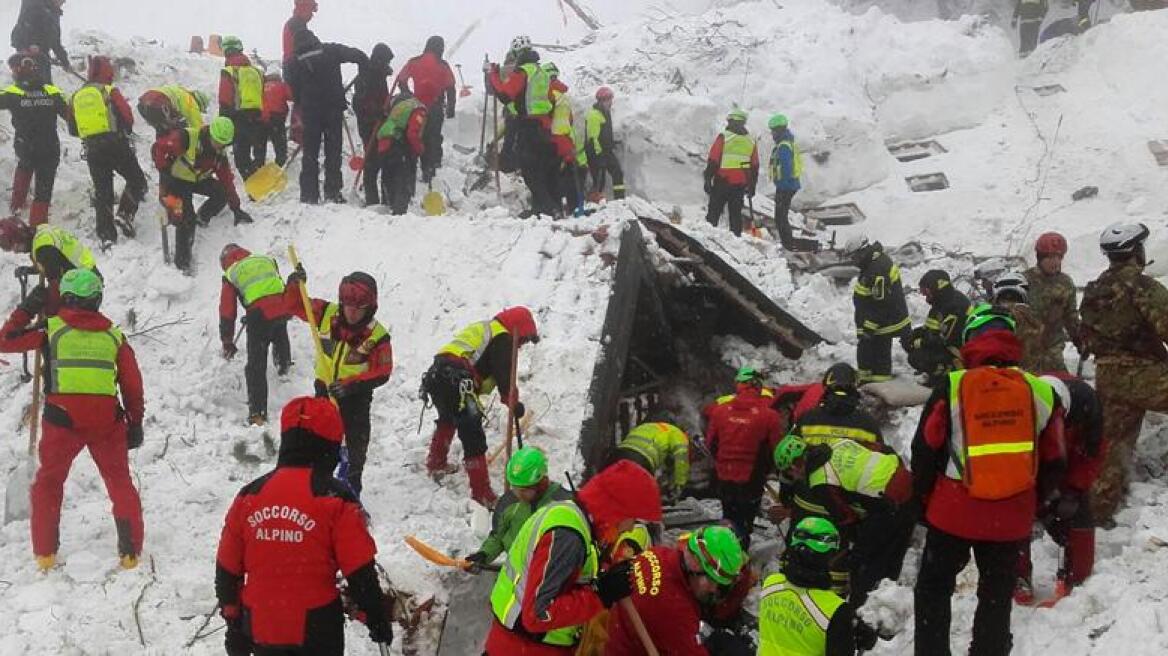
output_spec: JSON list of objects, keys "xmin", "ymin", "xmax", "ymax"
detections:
[
  {"xmin": 421, "ymin": 103, "xmax": 445, "ymax": 179},
  {"xmin": 706, "ymin": 179, "xmax": 745, "ymax": 236},
  {"xmin": 384, "ymin": 143, "xmax": 418, "ymax": 215},
  {"xmin": 915, "ymin": 528, "xmax": 1020, "ymax": 656},
  {"xmin": 425, "ymin": 359, "xmax": 488, "ymax": 458},
  {"xmin": 515, "ymin": 120, "xmax": 558, "ymax": 216},
  {"xmin": 167, "ymin": 176, "xmax": 227, "ymax": 270},
  {"xmin": 244, "ymin": 310, "xmax": 291, "ymax": 417},
  {"xmin": 849, "ymin": 506, "xmax": 916, "ymax": 605},
  {"xmin": 556, "ymin": 163, "xmax": 584, "ymax": 214},
  {"xmin": 589, "ymin": 151, "xmax": 625, "ymax": 198},
  {"xmin": 857, "ymin": 334, "xmax": 894, "ymax": 379},
  {"xmin": 719, "ymin": 487, "xmax": 761, "ymax": 550},
  {"xmin": 338, "ymin": 392, "xmax": 373, "ymax": 496},
  {"xmin": 499, "ymin": 115, "xmax": 518, "ymax": 173},
  {"xmin": 230, "ymin": 110, "xmax": 265, "ymax": 179},
  {"xmin": 84, "ymin": 134, "xmax": 147, "ymax": 242},
  {"xmin": 258, "ymin": 114, "xmax": 289, "ymax": 167},
  {"xmin": 774, "ymin": 189, "xmax": 796, "ymax": 244},
  {"xmin": 300, "ymin": 109, "xmax": 344, "ymax": 203},
  {"xmin": 15, "ymin": 140, "xmax": 59, "ymax": 204}
]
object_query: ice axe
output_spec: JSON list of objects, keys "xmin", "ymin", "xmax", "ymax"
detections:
[{"xmin": 455, "ymin": 64, "xmax": 472, "ymax": 98}]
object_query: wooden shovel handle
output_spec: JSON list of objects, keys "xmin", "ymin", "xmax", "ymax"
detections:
[{"xmin": 620, "ymin": 598, "xmax": 659, "ymax": 656}]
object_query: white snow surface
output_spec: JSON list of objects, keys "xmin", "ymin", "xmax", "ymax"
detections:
[{"xmin": 0, "ymin": 0, "xmax": 1167, "ymax": 653}]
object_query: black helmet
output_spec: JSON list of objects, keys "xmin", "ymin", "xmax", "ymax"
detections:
[
  {"xmin": 918, "ymin": 269, "xmax": 951, "ymax": 295},
  {"xmin": 822, "ymin": 363, "xmax": 858, "ymax": 396}
]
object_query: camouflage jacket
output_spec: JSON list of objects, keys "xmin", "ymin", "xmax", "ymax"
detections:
[
  {"xmin": 1079, "ymin": 260, "xmax": 1168, "ymax": 362},
  {"xmin": 1024, "ymin": 267, "xmax": 1080, "ymax": 349},
  {"xmin": 1009, "ymin": 303, "xmax": 1046, "ymax": 370}
]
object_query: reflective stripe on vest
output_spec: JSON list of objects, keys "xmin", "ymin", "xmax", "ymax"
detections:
[
  {"xmin": 32, "ymin": 225, "xmax": 96, "ymax": 271},
  {"xmin": 757, "ymin": 572, "xmax": 844, "ymax": 656},
  {"xmin": 799, "ymin": 423, "xmax": 879, "ymax": 446},
  {"xmin": 159, "ymin": 85, "xmax": 204, "ymax": 129},
  {"xmin": 3, "ymin": 84, "xmax": 62, "ymax": 97},
  {"xmin": 377, "ymin": 97, "xmax": 423, "ymax": 140},
  {"xmin": 225, "ymin": 65, "xmax": 263, "ymax": 111},
  {"xmin": 807, "ymin": 439, "xmax": 899, "ymax": 498},
  {"xmin": 71, "ymin": 83, "xmax": 114, "ymax": 138},
  {"xmin": 489, "ymin": 501, "xmax": 599, "ymax": 646},
  {"xmin": 520, "ymin": 63, "xmax": 552, "ymax": 117},
  {"xmin": 315, "ymin": 304, "xmax": 390, "ymax": 384},
  {"xmin": 170, "ymin": 128, "xmax": 211, "ymax": 183},
  {"xmin": 437, "ymin": 319, "xmax": 506, "ymax": 365},
  {"xmin": 619, "ymin": 423, "xmax": 673, "ymax": 471},
  {"xmin": 47, "ymin": 316, "xmax": 123, "ymax": 396},
  {"xmin": 769, "ymin": 139, "xmax": 803, "ymax": 181},
  {"xmin": 225, "ymin": 255, "xmax": 283, "ymax": 307},
  {"xmin": 720, "ymin": 131, "xmax": 754, "ymax": 172}
]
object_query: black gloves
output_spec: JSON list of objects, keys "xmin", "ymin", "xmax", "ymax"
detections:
[
  {"xmin": 221, "ymin": 604, "xmax": 252, "ymax": 656},
  {"xmin": 19, "ymin": 285, "xmax": 46, "ymax": 317},
  {"xmin": 513, "ymin": 401, "xmax": 526, "ymax": 419},
  {"xmin": 367, "ymin": 618, "xmax": 394, "ymax": 645},
  {"xmin": 328, "ymin": 381, "xmax": 353, "ymax": 399},
  {"xmin": 232, "ymin": 208, "xmax": 254, "ymax": 225},
  {"xmin": 703, "ymin": 175, "xmax": 713, "ymax": 195},
  {"xmin": 222, "ymin": 342, "xmax": 238, "ymax": 360},
  {"xmin": 747, "ymin": 185, "xmax": 756, "ymax": 198},
  {"xmin": 286, "ymin": 263, "xmax": 307, "ymax": 287},
  {"xmin": 854, "ymin": 619, "xmax": 879, "ymax": 651},
  {"xmin": 594, "ymin": 560, "xmax": 634, "ymax": 607},
  {"xmin": 446, "ymin": 106, "xmax": 456, "ymax": 120},
  {"xmin": 127, "ymin": 424, "xmax": 144, "ymax": 450},
  {"xmin": 464, "ymin": 550, "xmax": 489, "ymax": 574}
]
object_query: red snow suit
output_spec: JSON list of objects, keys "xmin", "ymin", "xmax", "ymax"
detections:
[
  {"xmin": 705, "ymin": 390, "xmax": 785, "ymax": 485},
  {"xmin": 605, "ymin": 546, "xmax": 707, "ymax": 655}
]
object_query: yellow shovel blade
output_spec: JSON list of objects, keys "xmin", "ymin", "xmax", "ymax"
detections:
[
  {"xmin": 422, "ymin": 189, "xmax": 446, "ymax": 216},
  {"xmin": 245, "ymin": 163, "xmax": 288, "ymax": 202}
]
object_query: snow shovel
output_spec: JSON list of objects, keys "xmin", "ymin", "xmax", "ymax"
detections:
[
  {"xmin": 455, "ymin": 64, "xmax": 472, "ymax": 98},
  {"xmin": 421, "ymin": 181, "xmax": 445, "ymax": 216},
  {"xmin": 342, "ymin": 115, "xmax": 364, "ymax": 171},
  {"xmin": 5, "ymin": 348, "xmax": 41, "ymax": 524},
  {"xmin": 404, "ymin": 535, "xmax": 499, "ymax": 572},
  {"xmin": 286, "ymin": 245, "xmax": 330, "ymax": 387},
  {"xmin": 246, "ymin": 146, "xmax": 302, "ymax": 202}
]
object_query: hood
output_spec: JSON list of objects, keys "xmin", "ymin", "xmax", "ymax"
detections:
[
  {"xmin": 577, "ymin": 461, "xmax": 662, "ymax": 536},
  {"xmin": 495, "ymin": 306, "xmax": 539, "ymax": 343},
  {"xmin": 58, "ymin": 306, "xmax": 112, "ymax": 331},
  {"xmin": 516, "ymin": 49, "xmax": 540, "ymax": 66},
  {"xmin": 370, "ymin": 43, "xmax": 393, "ymax": 69},
  {"xmin": 424, "ymin": 35, "xmax": 445, "ymax": 57},
  {"xmin": 87, "ymin": 56, "xmax": 114, "ymax": 84},
  {"xmin": 959, "ymin": 329, "xmax": 1023, "ymax": 368},
  {"xmin": 278, "ymin": 397, "xmax": 343, "ymax": 467},
  {"xmin": 225, "ymin": 52, "xmax": 252, "ymax": 67}
]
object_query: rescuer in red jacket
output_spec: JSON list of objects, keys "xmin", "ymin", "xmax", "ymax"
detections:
[
  {"xmin": 368, "ymin": 92, "xmax": 427, "ymax": 213},
  {"xmin": 259, "ymin": 72, "xmax": 292, "ymax": 167},
  {"xmin": 703, "ymin": 108, "xmax": 759, "ymax": 237},
  {"xmin": 394, "ymin": 35, "xmax": 455, "ymax": 182},
  {"xmin": 215, "ymin": 396, "xmax": 393, "ymax": 655}
]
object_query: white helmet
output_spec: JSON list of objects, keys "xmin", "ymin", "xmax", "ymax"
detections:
[
  {"xmin": 510, "ymin": 35, "xmax": 533, "ymax": 53},
  {"xmin": 992, "ymin": 271, "xmax": 1029, "ymax": 304},
  {"xmin": 1099, "ymin": 222, "xmax": 1149, "ymax": 255},
  {"xmin": 841, "ymin": 233, "xmax": 870, "ymax": 256}
]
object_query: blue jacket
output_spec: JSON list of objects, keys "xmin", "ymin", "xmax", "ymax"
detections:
[{"xmin": 771, "ymin": 129, "xmax": 801, "ymax": 192}]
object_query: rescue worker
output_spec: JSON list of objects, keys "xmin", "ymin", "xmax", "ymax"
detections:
[
  {"xmin": 0, "ymin": 268, "xmax": 145, "ymax": 571},
  {"xmin": 0, "ymin": 52, "xmax": 68, "ymax": 227},
  {"xmin": 24, "ymin": 223, "xmax": 100, "ymax": 316},
  {"xmin": 259, "ymin": 72, "xmax": 292, "ymax": 167},
  {"xmin": 1080, "ymin": 223, "xmax": 1168, "ymax": 524},
  {"xmin": 285, "ymin": 29, "xmax": 369, "ymax": 204},
  {"xmin": 464, "ymin": 447, "xmax": 573, "ymax": 571},
  {"xmin": 991, "ymin": 271, "xmax": 1046, "ymax": 371},
  {"xmin": 11, "ymin": 0, "xmax": 71, "ymax": 83},
  {"xmin": 903, "ymin": 269, "xmax": 970, "ymax": 385},
  {"xmin": 1015, "ymin": 372, "xmax": 1105, "ymax": 603},
  {"xmin": 485, "ymin": 459, "xmax": 663, "ymax": 655},
  {"xmin": 704, "ymin": 378, "xmax": 784, "ymax": 548},
  {"xmin": 773, "ymin": 433, "xmax": 912, "ymax": 604},
  {"xmin": 218, "ymin": 244, "xmax": 292, "ymax": 426},
  {"xmin": 604, "ymin": 525, "xmax": 747, "ymax": 655},
  {"xmin": 369, "ymin": 91, "xmax": 426, "ymax": 213},
  {"xmin": 69, "ymin": 55, "xmax": 147, "ymax": 245},
  {"xmin": 352, "ymin": 43, "xmax": 393, "ymax": 155},
  {"xmin": 911, "ymin": 304, "xmax": 1066, "ymax": 656},
  {"xmin": 421, "ymin": 307, "xmax": 540, "ymax": 506},
  {"xmin": 486, "ymin": 42, "xmax": 560, "ymax": 218},
  {"xmin": 757, "ymin": 517, "xmax": 878, "ymax": 655},
  {"xmin": 215, "ymin": 396, "xmax": 394, "ymax": 655},
  {"xmin": 547, "ymin": 64, "xmax": 588, "ymax": 215},
  {"xmin": 1023, "ymin": 231, "xmax": 1080, "ymax": 372},
  {"xmin": 152, "ymin": 116, "xmax": 254, "ymax": 272},
  {"xmin": 704, "ymin": 109, "xmax": 758, "ymax": 237},
  {"xmin": 767, "ymin": 113, "xmax": 803, "ymax": 249},
  {"xmin": 789, "ymin": 363, "xmax": 884, "ymax": 449},
  {"xmin": 136, "ymin": 84, "xmax": 208, "ymax": 137},
  {"xmin": 586, "ymin": 86, "xmax": 625, "ymax": 201},
  {"xmin": 283, "ymin": 266, "xmax": 393, "ymax": 496},
  {"xmin": 1013, "ymin": 0, "xmax": 1049, "ymax": 57},
  {"xmin": 495, "ymin": 38, "xmax": 526, "ymax": 175},
  {"xmin": 282, "ymin": 0, "xmax": 317, "ymax": 146},
  {"xmin": 394, "ymin": 35, "xmax": 456, "ymax": 181},
  {"xmin": 844, "ymin": 234, "xmax": 910, "ymax": 383},
  {"xmin": 702, "ymin": 366, "xmax": 777, "ymax": 414},
  {"xmin": 218, "ymin": 36, "xmax": 265, "ymax": 180},
  {"xmin": 612, "ymin": 422, "xmax": 691, "ymax": 505}
]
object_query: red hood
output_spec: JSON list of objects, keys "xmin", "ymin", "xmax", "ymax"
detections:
[
  {"xmin": 959, "ymin": 329, "xmax": 1023, "ymax": 368},
  {"xmin": 225, "ymin": 52, "xmax": 252, "ymax": 67},
  {"xmin": 551, "ymin": 78, "xmax": 568, "ymax": 94},
  {"xmin": 58, "ymin": 307, "xmax": 113, "ymax": 331},
  {"xmin": 578, "ymin": 461, "xmax": 662, "ymax": 536}
]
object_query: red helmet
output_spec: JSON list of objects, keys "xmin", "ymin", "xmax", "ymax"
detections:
[
  {"xmin": 1035, "ymin": 231, "xmax": 1067, "ymax": 257},
  {"xmin": 0, "ymin": 217, "xmax": 34, "ymax": 253},
  {"xmin": 280, "ymin": 396, "xmax": 343, "ymax": 444},
  {"xmin": 219, "ymin": 243, "xmax": 250, "ymax": 270},
  {"xmin": 596, "ymin": 86, "xmax": 614, "ymax": 101},
  {"xmin": 87, "ymin": 55, "xmax": 114, "ymax": 84},
  {"xmin": 495, "ymin": 306, "xmax": 540, "ymax": 343},
  {"xmin": 339, "ymin": 271, "xmax": 377, "ymax": 309}
]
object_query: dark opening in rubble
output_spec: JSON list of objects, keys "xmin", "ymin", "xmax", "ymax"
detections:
[
  {"xmin": 803, "ymin": 202, "xmax": 866, "ymax": 227},
  {"xmin": 1148, "ymin": 140, "xmax": 1168, "ymax": 167},
  {"xmin": 1032, "ymin": 84, "xmax": 1066, "ymax": 96},
  {"xmin": 906, "ymin": 172, "xmax": 950, "ymax": 192},
  {"xmin": 887, "ymin": 140, "xmax": 948, "ymax": 162}
]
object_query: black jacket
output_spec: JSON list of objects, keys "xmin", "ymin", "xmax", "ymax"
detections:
[
  {"xmin": 926, "ymin": 284, "xmax": 971, "ymax": 349},
  {"xmin": 853, "ymin": 249, "xmax": 910, "ymax": 336},
  {"xmin": 0, "ymin": 79, "xmax": 68, "ymax": 157},
  {"xmin": 11, "ymin": 0, "xmax": 68, "ymax": 66},
  {"xmin": 286, "ymin": 33, "xmax": 368, "ymax": 116}
]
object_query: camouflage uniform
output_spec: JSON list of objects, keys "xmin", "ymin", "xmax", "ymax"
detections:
[
  {"xmin": 1008, "ymin": 302, "xmax": 1046, "ymax": 372},
  {"xmin": 1079, "ymin": 260, "xmax": 1168, "ymax": 522},
  {"xmin": 1024, "ymin": 267, "xmax": 1081, "ymax": 371}
]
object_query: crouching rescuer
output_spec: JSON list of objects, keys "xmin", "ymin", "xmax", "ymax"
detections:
[{"xmin": 215, "ymin": 396, "xmax": 393, "ymax": 655}]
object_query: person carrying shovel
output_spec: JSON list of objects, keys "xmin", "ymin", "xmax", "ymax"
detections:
[{"xmin": 367, "ymin": 91, "xmax": 427, "ymax": 213}]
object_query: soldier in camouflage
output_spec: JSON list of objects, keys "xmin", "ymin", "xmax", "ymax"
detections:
[
  {"xmin": 1023, "ymin": 232, "xmax": 1081, "ymax": 372},
  {"xmin": 1079, "ymin": 223, "xmax": 1168, "ymax": 523},
  {"xmin": 992, "ymin": 271, "xmax": 1046, "ymax": 371}
]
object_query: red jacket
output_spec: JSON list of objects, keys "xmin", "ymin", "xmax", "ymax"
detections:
[
  {"xmin": 219, "ymin": 52, "xmax": 257, "ymax": 114},
  {"xmin": 282, "ymin": 280, "xmax": 393, "ymax": 389},
  {"xmin": 705, "ymin": 390, "xmax": 784, "ymax": 485},
  {"xmin": 706, "ymin": 131, "xmax": 759, "ymax": 187},
  {"xmin": 605, "ymin": 546, "xmax": 707, "ymax": 656},
  {"xmin": 152, "ymin": 128, "xmax": 242, "ymax": 209},
  {"xmin": 913, "ymin": 330, "xmax": 1066, "ymax": 541},
  {"xmin": 489, "ymin": 66, "xmax": 552, "ymax": 131},
  {"xmin": 1042, "ymin": 372, "xmax": 1106, "ymax": 493},
  {"xmin": 393, "ymin": 52, "xmax": 455, "ymax": 107},
  {"xmin": 376, "ymin": 103, "xmax": 426, "ymax": 157},
  {"xmin": 0, "ymin": 306, "xmax": 144, "ymax": 430},
  {"xmin": 215, "ymin": 466, "xmax": 377, "ymax": 646},
  {"xmin": 262, "ymin": 80, "xmax": 292, "ymax": 122},
  {"xmin": 282, "ymin": 12, "xmax": 312, "ymax": 63}
]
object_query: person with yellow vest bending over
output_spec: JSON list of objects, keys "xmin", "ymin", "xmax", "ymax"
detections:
[
  {"xmin": 218, "ymin": 243, "xmax": 292, "ymax": 426},
  {"xmin": 485, "ymin": 460, "xmax": 663, "ymax": 655},
  {"xmin": 0, "ymin": 269, "xmax": 146, "ymax": 573},
  {"xmin": 218, "ymin": 36, "xmax": 265, "ymax": 179},
  {"xmin": 368, "ymin": 91, "xmax": 427, "ymax": 214},
  {"xmin": 282, "ymin": 267, "xmax": 392, "ymax": 496},
  {"xmin": 911, "ymin": 304, "xmax": 1066, "ymax": 656},
  {"xmin": 69, "ymin": 55, "xmax": 147, "ymax": 245},
  {"xmin": 758, "ymin": 517, "xmax": 879, "ymax": 656},
  {"xmin": 137, "ymin": 84, "xmax": 208, "ymax": 137},
  {"xmin": 22, "ymin": 224, "xmax": 100, "ymax": 317},
  {"xmin": 421, "ymin": 306, "xmax": 541, "ymax": 506},
  {"xmin": 612, "ymin": 422, "xmax": 691, "ymax": 505},
  {"xmin": 842, "ymin": 234, "xmax": 910, "ymax": 384},
  {"xmin": 704, "ymin": 108, "xmax": 759, "ymax": 237},
  {"xmin": 789, "ymin": 363, "xmax": 885, "ymax": 450}
]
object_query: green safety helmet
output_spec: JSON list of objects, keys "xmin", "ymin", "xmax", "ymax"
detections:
[
  {"xmin": 789, "ymin": 517, "xmax": 841, "ymax": 554},
  {"xmin": 962, "ymin": 303, "xmax": 1016, "ymax": 343},
  {"xmin": 727, "ymin": 108, "xmax": 747, "ymax": 123},
  {"xmin": 209, "ymin": 116, "xmax": 235, "ymax": 146},
  {"xmin": 735, "ymin": 366, "xmax": 761, "ymax": 383},
  {"xmin": 221, "ymin": 35, "xmax": 244, "ymax": 54},
  {"xmin": 59, "ymin": 268, "xmax": 103, "ymax": 299},
  {"xmin": 542, "ymin": 62, "xmax": 559, "ymax": 77},
  {"xmin": 767, "ymin": 113, "xmax": 789, "ymax": 129},
  {"xmin": 773, "ymin": 434, "xmax": 807, "ymax": 471},
  {"xmin": 192, "ymin": 90, "xmax": 211, "ymax": 113},
  {"xmin": 686, "ymin": 525, "xmax": 746, "ymax": 586},
  {"xmin": 505, "ymin": 447, "xmax": 548, "ymax": 487}
]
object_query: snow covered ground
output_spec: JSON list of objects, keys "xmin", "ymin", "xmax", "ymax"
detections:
[{"xmin": 0, "ymin": 0, "xmax": 1167, "ymax": 653}]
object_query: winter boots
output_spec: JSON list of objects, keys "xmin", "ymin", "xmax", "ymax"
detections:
[
  {"xmin": 1066, "ymin": 527, "xmax": 1095, "ymax": 585},
  {"xmin": 465, "ymin": 455, "xmax": 498, "ymax": 508},
  {"xmin": 29, "ymin": 201, "xmax": 50, "ymax": 227},
  {"xmin": 35, "ymin": 554, "xmax": 56, "ymax": 573},
  {"xmin": 426, "ymin": 421, "xmax": 457, "ymax": 479}
]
